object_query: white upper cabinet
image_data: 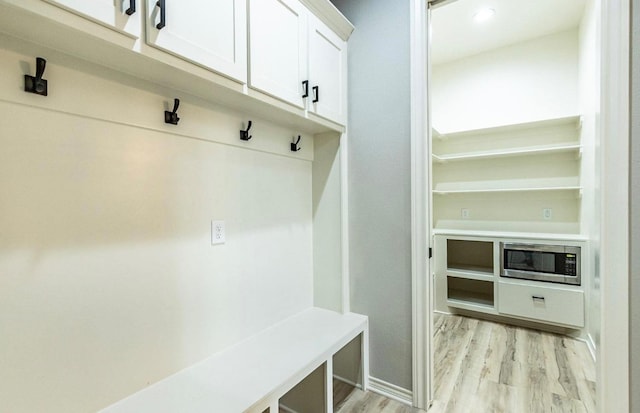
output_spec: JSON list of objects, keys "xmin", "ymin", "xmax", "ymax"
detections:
[
  {"xmin": 248, "ymin": 0, "xmax": 347, "ymax": 125},
  {"xmin": 43, "ymin": 0, "xmax": 141, "ymax": 38},
  {"xmin": 145, "ymin": 0, "xmax": 247, "ymax": 83},
  {"xmin": 307, "ymin": 14, "xmax": 347, "ymax": 125},
  {"xmin": 1, "ymin": 0, "xmax": 351, "ymax": 131},
  {"xmin": 248, "ymin": 0, "xmax": 308, "ymax": 109}
]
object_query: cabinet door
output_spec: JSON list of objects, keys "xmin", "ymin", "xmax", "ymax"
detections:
[
  {"xmin": 248, "ymin": 0, "xmax": 307, "ymax": 108},
  {"xmin": 146, "ymin": 0, "xmax": 247, "ymax": 83},
  {"xmin": 44, "ymin": 0, "xmax": 140, "ymax": 37},
  {"xmin": 308, "ymin": 15, "xmax": 347, "ymax": 125}
]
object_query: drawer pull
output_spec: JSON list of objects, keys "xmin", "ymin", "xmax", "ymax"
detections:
[{"xmin": 532, "ymin": 295, "xmax": 545, "ymax": 301}]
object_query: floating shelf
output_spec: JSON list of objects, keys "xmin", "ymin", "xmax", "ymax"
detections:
[
  {"xmin": 433, "ymin": 142, "xmax": 581, "ymax": 163},
  {"xmin": 433, "ymin": 177, "xmax": 581, "ymax": 194}
]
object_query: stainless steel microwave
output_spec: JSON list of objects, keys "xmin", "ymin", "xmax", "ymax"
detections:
[{"xmin": 500, "ymin": 243, "xmax": 581, "ymax": 286}]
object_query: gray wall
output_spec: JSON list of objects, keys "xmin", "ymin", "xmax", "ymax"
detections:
[
  {"xmin": 330, "ymin": 0, "xmax": 640, "ymax": 404},
  {"xmin": 631, "ymin": 1, "xmax": 640, "ymax": 411},
  {"xmin": 330, "ymin": 0, "xmax": 414, "ymax": 390}
]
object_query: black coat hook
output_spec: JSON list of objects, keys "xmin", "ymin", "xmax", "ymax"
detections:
[
  {"xmin": 24, "ymin": 57, "xmax": 48, "ymax": 96},
  {"xmin": 240, "ymin": 120, "xmax": 253, "ymax": 141},
  {"xmin": 291, "ymin": 135, "xmax": 302, "ymax": 152},
  {"xmin": 164, "ymin": 98, "xmax": 180, "ymax": 125}
]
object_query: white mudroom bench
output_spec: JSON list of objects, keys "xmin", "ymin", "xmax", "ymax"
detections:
[{"xmin": 99, "ymin": 308, "xmax": 368, "ymax": 413}]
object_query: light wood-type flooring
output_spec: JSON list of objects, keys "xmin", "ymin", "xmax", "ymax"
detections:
[
  {"xmin": 335, "ymin": 387, "xmax": 424, "ymax": 412},
  {"xmin": 333, "ymin": 314, "xmax": 595, "ymax": 413}
]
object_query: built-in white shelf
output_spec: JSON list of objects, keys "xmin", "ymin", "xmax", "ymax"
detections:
[
  {"xmin": 100, "ymin": 308, "xmax": 368, "ymax": 413},
  {"xmin": 432, "ymin": 115, "xmax": 584, "ymax": 236},
  {"xmin": 433, "ymin": 224, "xmax": 585, "ymax": 240},
  {"xmin": 434, "ymin": 115, "xmax": 581, "ymax": 139},
  {"xmin": 446, "ymin": 296, "xmax": 497, "ymax": 314},
  {"xmin": 433, "ymin": 142, "xmax": 581, "ymax": 163},
  {"xmin": 436, "ymin": 234, "xmax": 587, "ymax": 328},
  {"xmin": 447, "ymin": 265, "xmax": 494, "ymax": 282},
  {"xmin": 446, "ymin": 242, "xmax": 496, "ymax": 312},
  {"xmin": 433, "ymin": 177, "xmax": 581, "ymax": 194}
]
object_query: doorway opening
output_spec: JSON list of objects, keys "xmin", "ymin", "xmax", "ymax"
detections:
[{"xmin": 420, "ymin": 0, "xmax": 620, "ymax": 411}]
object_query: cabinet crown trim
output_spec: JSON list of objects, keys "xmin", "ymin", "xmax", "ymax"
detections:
[{"xmin": 300, "ymin": 0, "xmax": 354, "ymax": 40}]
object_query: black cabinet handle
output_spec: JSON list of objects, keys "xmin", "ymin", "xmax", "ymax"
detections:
[
  {"xmin": 156, "ymin": 0, "xmax": 166, "ymax": 29},
  {"xmin": 302, "ymin": 80, "xmax": 309, "ymax": 98},
  {"xmin": 125, "ymin": 0, "xmax": 136, "ymax": 15},
  {"xmin": 312, "ymin": 85, "xmax": 319, "ymax": 103},
  {"xmin": 532, "ymin": 295, "xmax": 545, "ymax": 301}
]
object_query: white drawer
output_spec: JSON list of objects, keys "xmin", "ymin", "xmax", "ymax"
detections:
[{"xmin": 498, "ymin": 280, "xmax": 584, "ymax": 328}]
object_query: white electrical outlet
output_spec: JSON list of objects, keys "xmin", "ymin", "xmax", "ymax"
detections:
[
  {"xmin": 211, "ymin": 220, "xmax": 226, "ymax": 245},
  {"xmin": 461, "ymin": 208, "xmax": 470, "ymax": 219},
  {"xmin": 543, "ymin": 208, "xmax": 553, "ymax": 220}
]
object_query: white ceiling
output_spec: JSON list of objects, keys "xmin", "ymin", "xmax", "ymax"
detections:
[{"xmin": 431, "ymin": 0, "xmax": 587, "ymax": 65}]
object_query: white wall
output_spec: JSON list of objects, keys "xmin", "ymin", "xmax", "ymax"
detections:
[
  {"xmin": 432, "ymin": 30, "xmax": 580, "ymax": 134},
  {"xmin": 330, "ymin": 0, "xmax": 414, "ymax": 392},
  {"xmin": 0, "ymin": 46, "xmax": 315, "ymax": 413},
  {"xmin": 313, "ymin": 133, "xmax": 343, "ymax": 312}
]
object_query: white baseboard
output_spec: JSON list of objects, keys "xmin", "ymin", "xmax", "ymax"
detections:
[{"xmin": 367, "ymin": 376, "xmax": 413, "ymax": 406}]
